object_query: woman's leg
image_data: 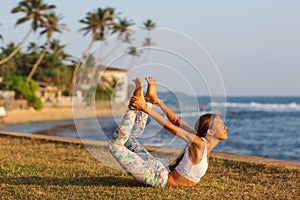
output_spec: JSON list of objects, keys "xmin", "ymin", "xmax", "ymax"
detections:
[
  {"xmin": 108, "ymin": 78, "xmax": 169, "ymax": 187},
  {"xmin": 125, "ymin": 109, "xmax": 169, "ymax": 168},
  {"xmin": 110, "ymin": 77, "xmax": 143, "ymax": 145},
  {"xmin": 125, "ymin": 79, "xmax": 169, "ymax": 167},
  {"xmin": 125, "ymin": 109, "xmax": 154, "ymax": 161},
  {"xmin": 131, "ymin": 110, "xmax": 149, "ymax": 139},
  {"xmin": 110, "ymin": 109, "xmax": 137, "ymax": 145},
  {"xmin": 124, "ymin": 78, "xmax": 151, "ymax": 155},
  {"xmin": 108, "ymin": 140, "xmax": 169, "ymax": 187},
  {"xmin": 108, "ymin": 113, "xmax": 169, "ymax": 187}
]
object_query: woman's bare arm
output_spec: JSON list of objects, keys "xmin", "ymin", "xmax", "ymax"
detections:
[
  {"xmin": 130, "ymin": 96, "xmax": 201, "ymax": 146},
  {"xmin": 157, "ymin": 100, "xmax": 197, "ymax": 134}
]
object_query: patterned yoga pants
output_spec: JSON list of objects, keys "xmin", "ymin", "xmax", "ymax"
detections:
[{"xmin": 108, "ymin": 109, "xmax": 169, "ymax": 187}]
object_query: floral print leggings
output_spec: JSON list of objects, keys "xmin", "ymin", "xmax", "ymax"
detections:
[{"xmin": 108, "ymin": 109, "xmax": 169, "ymax": 187}]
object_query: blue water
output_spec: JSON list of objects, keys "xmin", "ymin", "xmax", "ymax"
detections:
[{"xmin": 1, "ymin": 95, "xmax": 300, "ymax": 162}]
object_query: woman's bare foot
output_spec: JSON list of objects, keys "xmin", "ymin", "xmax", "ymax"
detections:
[
  {"xmin": 144, "ymin": 77, "xmax": 160, "ymax": 104},
  {"xmin": 132, "ymin": 78, "xmax": 145, "ymax": 100}
]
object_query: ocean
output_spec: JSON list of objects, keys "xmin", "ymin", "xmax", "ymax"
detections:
[{"xmin": 2, "ymin": 95, "xmax": 300, "ymax": 162}]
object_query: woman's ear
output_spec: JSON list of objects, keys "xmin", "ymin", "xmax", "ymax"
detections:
[{"xmin": 207, "ymin": 129, "xmax": 214, "ymax": 136}]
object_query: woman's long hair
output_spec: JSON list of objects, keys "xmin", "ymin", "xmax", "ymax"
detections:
[{"xmin": 169, "ymin": 113, "xmax": 218, "ymax": 171}]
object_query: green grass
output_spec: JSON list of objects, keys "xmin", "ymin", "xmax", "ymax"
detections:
[{"xmin": 0, "ymin": 135, "xmax": 299, "ymax": 199}]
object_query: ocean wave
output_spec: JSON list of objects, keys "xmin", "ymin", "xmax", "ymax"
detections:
[
  {"xmin": 174, "ymin": 111, "xmax": 206, "ymax": 118},
  {"xmin": 210, "ymin": 102, "xmax": 300, "ymax": 112}
]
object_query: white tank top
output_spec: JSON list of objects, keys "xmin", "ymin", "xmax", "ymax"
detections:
[{"xmin": 175, "ymin": 138, "xmax": 208, "ymax": 183}]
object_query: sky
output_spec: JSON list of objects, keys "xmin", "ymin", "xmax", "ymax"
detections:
[{"xmin": 1, "ymin": 0, "xmax": 300, "ymax": 96}]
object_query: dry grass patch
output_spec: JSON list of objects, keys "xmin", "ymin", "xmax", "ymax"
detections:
[{"xmin": 0, "ymin": 135, "xmax": 299, "ymax": 199}]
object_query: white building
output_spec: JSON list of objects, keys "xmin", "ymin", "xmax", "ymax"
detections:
[{"xmin": 98, "ymin": 66, "xmax": 128, "ymax": 103}]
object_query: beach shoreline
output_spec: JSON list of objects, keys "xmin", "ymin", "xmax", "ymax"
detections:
[{"xmin": 1, "ymin": 105, "xmax": 126, "ymax": 125}]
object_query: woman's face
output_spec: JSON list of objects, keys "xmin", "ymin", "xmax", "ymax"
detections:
[{"xmin": 211, "ymin": 116, "xmax": 228, "ymax": 140}]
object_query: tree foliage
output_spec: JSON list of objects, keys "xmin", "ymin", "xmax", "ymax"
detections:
[
  {"xmin": 0, "ymin": 3, "xmax": 157, "ymax": 105},
  {"xmin": 0, "ymin": 41, "xmax": 73, "ymax": 109},
  {"xmin": 0, "ymin": 0, "xmax": 56, "ymax": 65},
  {"xmin": 3, "ymin": 74, "xmax": 43, "ymax": 110}
]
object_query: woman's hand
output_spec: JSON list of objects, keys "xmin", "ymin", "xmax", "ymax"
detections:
[{"xmin": 129, "ymin": 96, "xmax": 148, "ymax": 111}]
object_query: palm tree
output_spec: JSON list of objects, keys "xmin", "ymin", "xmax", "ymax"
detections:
[
  {"xmin": 112, "ymin": 17, "xmax": 134, "ymax": 43},
  {"xmin": 0, "ymin": 22, "xmax": 3, "ymax": 41},
  {"xmin": 143, "ymin": 19, "xmax": 156, "ymax": 31},
  {"xmin": 0, "ymin": 43, "xmax": 18, "ymax": 74},
  {"xmin": 71, "ymin": 7, "xmax": 115, "ymax": 93},
  {"xmin": 142, "ymin": 19, "xmax": 156, "ymax": 47},
  {"xmin": 127, "ymin": 46, "xmax": 140, "ymax": 57},
  {"xmin": 27, "ymin": 42, "xmax": 41, "ymax": 54},
  {"xmin": 139, "ymin": 19, "xmax": 156, "ymax": 64},
  {"xmin": 127, "ymin": 46, "xmax": 142, "ymax": 68},
  {"xmin": 0, "ymin": 42, "xmax": 18, "ymax": 56},
  {"xmin": 26, "ymin": 12, "xmax": 66, "ymax": 84},
  {"xmin": 0, "ymin": 0, "xmax": 55, "ymax": 65},
  {"xmin": 49, "ymin": 39, "xmax": 71, "ymax": 62},
  {"xmin": 100, "ymin": 17, "xmax": 135, "ymax": 60}
]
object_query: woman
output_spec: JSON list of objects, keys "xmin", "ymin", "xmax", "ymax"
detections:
[{"xmin": 108, "ymin": 77, "xmax": 228, "ymax": 187}]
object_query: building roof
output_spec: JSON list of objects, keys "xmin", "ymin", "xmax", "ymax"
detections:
[{"xmin": 98, "ymin": 66, "xmax": 128, "ymax": 72}]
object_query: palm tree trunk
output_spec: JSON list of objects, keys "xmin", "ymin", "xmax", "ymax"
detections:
[
  {"xmin": 140, "ymin": 31, "xmax": 153, "ymax": 64},
  {"xmin": 71, "ymin": 39, "xmax": 94, "ymax": 96},
  {"xmin": 0, "ymin": 28, "xmax": 32, "ymax": 65},
  {"xmin": 26, "ymin": 40, "xmax": 50, "ymax": 84},
  {"xmin": 101, "ymin": 39, "xmax": 122, "ymax": 61}
]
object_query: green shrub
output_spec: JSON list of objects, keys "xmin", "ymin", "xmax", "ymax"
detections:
[
  {"xmin": 4, "ymin": 75, "xmax": 43, "ymax": 110},
  {"xmin": 95, "ymin": 85, "xmax": 113, "ymax": 100}
]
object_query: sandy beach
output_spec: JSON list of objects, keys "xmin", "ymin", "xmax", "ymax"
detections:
[{"xmin": 1, "ymin": 106, "xmax": 123, "ymax": 125}]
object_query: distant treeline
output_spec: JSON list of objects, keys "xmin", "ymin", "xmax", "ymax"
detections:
[{"xmin": 0, "ymin": 0, "xmax": 156, "ymax": 109}]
